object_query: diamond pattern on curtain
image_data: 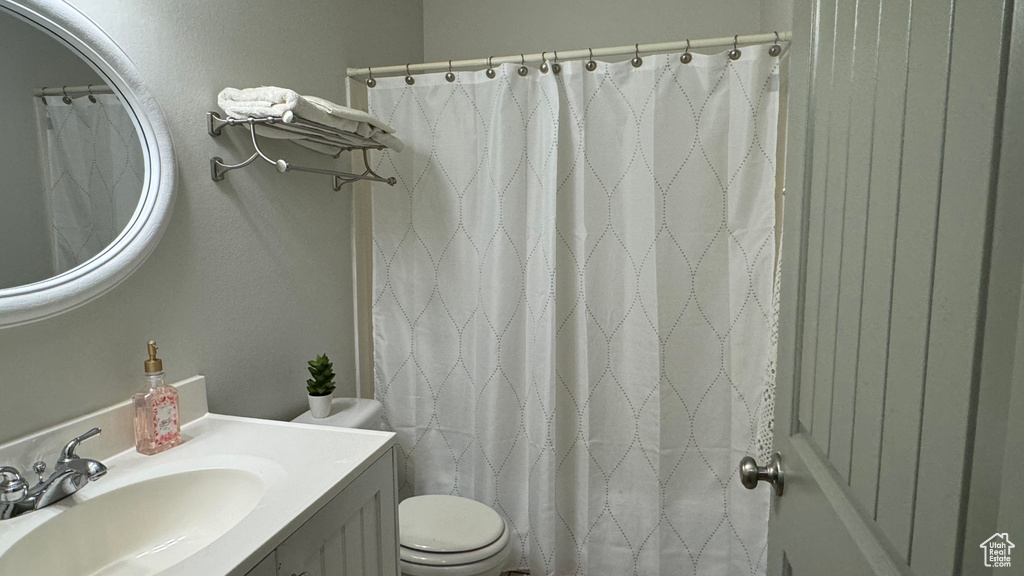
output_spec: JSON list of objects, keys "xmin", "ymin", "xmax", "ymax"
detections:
[
  {"xmin": 37, "ymin": 94, "xmax": 144, "ymax": 275},
  {"xmin": 369, "ymin": 47, "xmax": 780, "ymax": 576}
]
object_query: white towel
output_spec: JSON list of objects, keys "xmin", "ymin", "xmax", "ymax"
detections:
[{"xmin": 217, "ymin": 86, "xmax": 404, "ymax": 153}]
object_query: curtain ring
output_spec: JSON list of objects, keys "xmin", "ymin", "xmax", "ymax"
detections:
[
  {"xmin": 769, "ymin": 31, "xmax": 783, "ymax": 57},
  {"xmin": 551, "ymin": 51, "xmax": 562, "ymax": 74},
  {"xmin": 518, "ymin": 53, "xmax": 529, "ymax": 76},
  {"xmin": 681, "ymin": 39, "xmax": 693, "ymax": 64},
  {"xmin": 62, "ymin": 85, "xmax": 72, "ymax": 104},
  {"xmin": 486, "ymin": 56, "xmax": 496, "ymax": 78},
  {"xmin": 729, "ymin": 35, "xmax": 742, "ymax": 60},
  {"xmin": 446, "ymin": 60, "xmax": 456, "ymax": 82},
  {"xmin": 631, "ymin": 43, "xmax": 643, "ymax": 67},
  {"xmin": 540, "ymin": 51, "xmax": 550, "ymax": 73},
  {"xmin": 586, "ymin": 47, "xmax": 597, "ymax": 71},
  {"xmin": 40, "ymin": 86, "xmax": 48, "ymax": 105},
  {"xmin": 405, "ymin": 63, "xmax": 415, "ymax": 85},
  {"xmin": 366, "ymin": 67, "xmax": 376, "ymax": 88}
]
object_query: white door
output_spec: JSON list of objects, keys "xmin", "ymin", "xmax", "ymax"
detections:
[{"xmin": 749, "ymin": 0, "xmax": 1024, "ymax": 574}]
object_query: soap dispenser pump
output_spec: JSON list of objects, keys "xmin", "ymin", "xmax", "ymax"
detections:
[{"xmin": 132, "ymin": 341, "xmax": 181, "ymax": 455}]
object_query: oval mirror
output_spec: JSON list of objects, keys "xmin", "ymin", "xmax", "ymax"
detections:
[{"xmin": 0, "ymin": 0, "xmax": 174, "ymax": 328}]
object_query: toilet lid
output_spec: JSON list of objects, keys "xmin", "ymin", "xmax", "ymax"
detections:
[{"xmin": 399, "ymin": 495, "xmax": 504, "ymax": 553}]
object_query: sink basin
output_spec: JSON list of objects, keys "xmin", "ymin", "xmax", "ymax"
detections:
[{"xmin": 0, "ymin": 468, "xmax": 264, "ymax": 576}]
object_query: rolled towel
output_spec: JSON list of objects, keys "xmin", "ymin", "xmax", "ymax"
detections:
[{"xmin": 217, "ymin": 86, "xmax": 404, "ymax": 153}]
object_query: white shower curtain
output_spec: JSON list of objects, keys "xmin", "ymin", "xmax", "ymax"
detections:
[
  {"xmin": 37, "ymin": 94, "xmax": 144, "ymax": 275},
  {"xmin": 369, "ymin": 47, "xmax": 780, "ymax": 576}
]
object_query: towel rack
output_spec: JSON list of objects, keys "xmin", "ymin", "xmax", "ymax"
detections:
[{"xmin": 207, "ymin": 111, "xmax": 397, "ymax": 190}]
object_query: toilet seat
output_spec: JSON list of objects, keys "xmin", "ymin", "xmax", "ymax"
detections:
[
  {"xmin": 398, "ymin": 495, "xmax": 511, "ymax": 575},
  {"xmin": 399, "ymin": 495, "xmax": 505, "ymax": 553},
  {"xmin": 401, "ymin": 521, "xmax": 509, "ymax": 566}
]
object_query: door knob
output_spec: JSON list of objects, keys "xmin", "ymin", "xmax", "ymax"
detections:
[{"xmin": 739, "ymin": 452, "xmax": 784, "ymax": 496}]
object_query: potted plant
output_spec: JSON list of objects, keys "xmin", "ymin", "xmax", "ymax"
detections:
[{"xmin": 306, "ymin": 353, "xmax": 336, "ymax": 418}]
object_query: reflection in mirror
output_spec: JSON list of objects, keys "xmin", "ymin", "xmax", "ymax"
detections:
[{"xmin": 0, "ymin": 9, "xmax": 143, "ymax": 290}]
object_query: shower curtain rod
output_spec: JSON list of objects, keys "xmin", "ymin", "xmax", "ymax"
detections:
[
  {"xmin": 33, "ymin": 84, "xmax": 113, "ymax": 98},
  {"xmin": 347, "ymin": 31, "xmax": 791, "ymax": 79}
]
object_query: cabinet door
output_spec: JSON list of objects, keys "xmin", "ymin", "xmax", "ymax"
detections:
[{"xmin": 277, "ymin": 449, "xmax": 399, "ymax": 576}]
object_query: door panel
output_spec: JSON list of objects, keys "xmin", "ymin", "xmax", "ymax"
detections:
[
  {"xmin": 808, "ymin": 0, "xmax": 854, "ymax": 457},
  {"xmin": 769, "ymin": 0, "xmax": 1013, "ymax": 574},
  {"xmin": 873, "ymin": 0, "xmax": 952, "ymax": 560},
  {"xmin": 910, "ymin": 2, "xmax": 1010, "ymax": 572},
  {"xmin": 795, "ymin": 0, "xmax": 833, "ymax": 436},
  {"xmin": 848, "ymin": 0, "xmax": 910, "ymax": 519},
  {"xmin": 827, "ymin": 0, "xmax": 881, "ymax": 486}
]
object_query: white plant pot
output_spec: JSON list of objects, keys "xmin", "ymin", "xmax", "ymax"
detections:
[{"xmin": 308, "ymin": 394, "xmax": 333, "ymax": 419}]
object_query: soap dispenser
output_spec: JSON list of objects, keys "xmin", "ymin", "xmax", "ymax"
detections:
[{"xmin": 132, "ymin": 341, "xmax": 181, "ymax": 455}]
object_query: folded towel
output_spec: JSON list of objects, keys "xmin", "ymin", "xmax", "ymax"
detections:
[
  {"xmin": 217, "ymin": 86, "xmax": 404, "ymax": 153},
  {"xmin": 303, "ymin": 95, "xmax": 395, "ymax": 134}
]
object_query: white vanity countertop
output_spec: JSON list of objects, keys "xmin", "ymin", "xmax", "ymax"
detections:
[{"xmin": 0, "ymin": 377, "xmax": 396, "ymax": 576}]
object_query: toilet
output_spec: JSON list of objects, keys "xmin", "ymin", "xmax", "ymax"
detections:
[{"xmin": 292, "ymin": 398, "xmax": 512, "ymax": 576}]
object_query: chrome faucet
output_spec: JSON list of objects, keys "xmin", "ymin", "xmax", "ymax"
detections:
[{"xmin": 0, "ymin": 428, "xmax": 107, "ymax": 520}]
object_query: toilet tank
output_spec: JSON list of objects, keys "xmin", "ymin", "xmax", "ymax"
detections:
[{"xmin": 291, "ymin": 398, "xmax": 384, "ymax": 430}]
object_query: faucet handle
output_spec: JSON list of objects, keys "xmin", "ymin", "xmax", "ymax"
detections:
[
  {"xmin": 0, "ymin": 467, "xmax": 27, "ymax": 504},
  {"xmin": 32, "ymin": 462, "xmax": 46, "ymax": 483},
  {"xmin": 57, "ymin": 427, "xmax": 101, "ymax": 465}
]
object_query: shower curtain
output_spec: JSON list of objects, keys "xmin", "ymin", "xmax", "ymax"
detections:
[
  {"xmin": 37, "ymin": 94, "xmax": 144, "ymax": 275},
  {"xmin": 369, "ymin": 47, "xmax": 780, "ymax": 576}
]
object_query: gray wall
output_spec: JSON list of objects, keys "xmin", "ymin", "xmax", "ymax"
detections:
[
  {"xmin": 0, "ymin": 10, "xmax": 102, "ymax": 289},
  {"xmin": 423, "ymin": 0, "xmax": 792, "ymax": 62},
  {"xmin": 0, "ymin": 0, "xmax": 793, "ymax": 445},
  {"xmin": 0, "ymin": 0, "xmax": 423, "ymax": 444}
]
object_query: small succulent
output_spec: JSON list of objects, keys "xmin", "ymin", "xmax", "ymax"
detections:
[{"xmin": 306, "ymin": 353, "xmax": 336, "ymax": 397}]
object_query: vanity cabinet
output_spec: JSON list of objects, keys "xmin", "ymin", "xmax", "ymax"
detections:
[{"xmin": 246, "ymin": 448, "xmax": 399, "ymax": 576}]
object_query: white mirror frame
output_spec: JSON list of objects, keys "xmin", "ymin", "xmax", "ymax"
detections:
[{"xmin": 0, "ymin": 0, "xmax": 175, "ymax": 328}]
